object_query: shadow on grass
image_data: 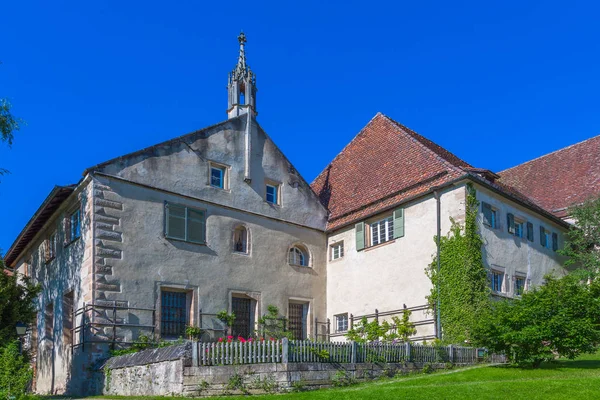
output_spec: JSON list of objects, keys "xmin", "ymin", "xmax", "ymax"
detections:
[{"xmin": 484, "ymin": 358, "xmax": 600, "ymax": 371}]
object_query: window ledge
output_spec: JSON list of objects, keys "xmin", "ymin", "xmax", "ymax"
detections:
[
  {"xmin": 364, "ymin": 239, "xmax": 396, "ymax": 252},
  {"xmin": 289, "ymin": 263, "xmax": 310, "ymax": 268},
  {"xmin": 329, "ymin": 257, "xmax": 344, "ymax": 263},
  {"xmin": 233, "ymin": 251, "xmax": 250, "ymax": 257},
  {"xmin": 165, "ymin": 236, "xmax": 207, "ymax": 246},
  {"xmin": 208, "ymin": 185, "xmax": 231, "ymax": 193},
  {"xmin": 491, "ymin": 292, "xmax": 510, "ymax": 299}
]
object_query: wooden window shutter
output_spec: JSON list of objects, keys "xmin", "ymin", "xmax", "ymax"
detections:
[
  {"xmin": 482, "ymin": 202, "xmax": 492, "ymax": 226},
  {"xmin": 540, "ymin": 226, "xmax": 546, "ymax": 247},
  {"xmin": 507, "ymin": 213, "xmax": 515, "ymax": 234},
  {"xmin": 527, "ymin": 222, "xmax": 534, "ymax": 242},
  {"xmin": 355, "ymin": 222, "xmax": 365, "ymax": 251},
  {"xmin": 552, "ymin": 232, "xmax": 558, "ymax": 251},
  {"xmin": 393, "ymin": 208, "xmax": 405, "ymax": 239}
]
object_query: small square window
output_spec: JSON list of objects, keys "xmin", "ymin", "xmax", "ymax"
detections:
[
  {"xmin": 331, "ymin": 242, "xmax": 344, "ymax": 260},
  {"xmin": 514, "ymin": 221, "xmax": 523, "ymax": 238},
  {"xmin": 210, "ymin": 166, "xmax": 226, "ymax": 189},
  {"xmin": 266, "ymin": 184, "xmax": 279, "ymax": 205},
  {"xmin": 491, "ymin": 270, "xmax": 504, "ymax": 293},
  {"xmin": 335, "ymin": 313, "xmax": 348, "ymax": 333}
]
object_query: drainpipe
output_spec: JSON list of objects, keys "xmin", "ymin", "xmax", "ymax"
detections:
[{"xmin": 433, "ymin": 190, "xmax": 442, "ymax": 340}]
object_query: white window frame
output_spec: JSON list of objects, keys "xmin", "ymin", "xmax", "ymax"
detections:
[
  {"xmin": 330, "ymin": 241, "xmax": 344, "ymax": 261},
  {"xmin": 208, "ymin": 161, "xmax": 229, "ymax": 190},
  {"xmin": 165, "ymin": 202, "xmax": 206, "ymax": 245},
  {"xmin": 369, "ymin": 216, "xmax": 394, "ymax": 246},
  {"xmin": 266, "ymin": 183, "xmax": 280, "ymax": 205},
  {"xmin": 335, "ymin": 313, "xmax": 348, "ymax": 333},
  {"xmin": 289, "ymin": 246, "xmax": 308, "ymax": 267},
  {"xmin": 491, "ymin": 269, "xmax": 504, "ymax": 293},
  {"xmin": 514, "ymin": 218, "xmax": 524, "ymax": 238}
]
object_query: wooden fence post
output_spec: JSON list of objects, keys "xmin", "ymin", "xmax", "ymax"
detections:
[
  {"xmin": 405, "ymin": 341, "xmax": 411, "ymax": 362},
  {"xmin": 192, "ymin": 341, "xmax": 199, "ymax": 366},
  {"xmin": 375, "ymin": 309, "xmax": 379, "ymax": 322},
  {"xmin": 351, "ymin": 341, "xmax": 357, "ymax": 364},
  {"xmin": 350, "ymin": 313, "xmax": 354, "ymax": 330},
  {"xmin": 326, "ymin": 318, "xmax": 331, "ymax": 342},
  {"xmin": 281, "ymin": 338, "xmax": 289, "ymax": 364},
  {"xmin": 448, "ymin": 345, "xmax": 454, "ymax": 363}
]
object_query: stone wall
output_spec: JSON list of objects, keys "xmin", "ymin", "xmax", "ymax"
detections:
[{"xmin": 102, "ymin": 345, "xmax": 461, "ymax": 397}]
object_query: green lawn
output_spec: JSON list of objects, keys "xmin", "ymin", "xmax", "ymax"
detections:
[{"xmin": 93, "ymin": 353, "xmax": 600, "ymax": 400}]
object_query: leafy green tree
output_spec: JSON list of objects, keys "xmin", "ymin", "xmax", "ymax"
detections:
[
  {"xmin": 0, "ymin": 255, "xmax": 41, "ymax": 347},
  {"xmin": 388, "ymin": 309, "xmax": 417, "ymax": 342},
  {"xmin": 472, "ymin": 275, "xmax": 600, "ymax": 368},
  {"xmin": 426, "ymin": 184, "xmax": 490, "ymax": 343},
  {"xmin": 0, "ymin": 98, "xmax": 19, "ymax": 147},
  {"xmin": 560, "ymin": 196, "xmax": 600, "ymax": 279},
  {"xmin": 0, "ymin": 341, "xmax": 32, "ymax": 399},
  {"xmin": 345, "ymin": 317, "xmax": 389, "ymax": 343}
]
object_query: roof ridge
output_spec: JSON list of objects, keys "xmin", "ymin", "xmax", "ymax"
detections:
[
  {"xmin": 83, "ymin": 115, "xmax": 246, "ymax": 175},
  {"xmin": 499, "ymin": 133, "xmax": 600, "ymax": 174},
  {"xmin": 310, "ymin": 112, "xmax": 383, "ymax": 186},
  {"xmin": 381, "ymin": 114, "xmax": 472, "ymax": 173}
]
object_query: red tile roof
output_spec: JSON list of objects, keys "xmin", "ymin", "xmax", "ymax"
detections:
[
  {"xmin": 499, "ymin": 135, "xmax": 600, "ymax": 218},
  {"xmin": 311, "ymin": 113, "xmax": 470, "ymax": 231},
  {"xmin": 311, "ymin": 113, "xmax": 572, "ymax": 231}
]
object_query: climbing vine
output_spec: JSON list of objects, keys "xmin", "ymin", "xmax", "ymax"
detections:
[{"xmin": 426, "ymin": 183, "xmax": 489, "ymax": 343}]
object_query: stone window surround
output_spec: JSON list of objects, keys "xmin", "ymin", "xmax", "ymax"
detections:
[
  {"xmin": 490, "ymin": 265, "xmax": 506, "ymax": 294},
  {"xmin": 155, "ymin": 283, "xmax": 199, "ymax": 338},
  {"xmin": 513, "ymin": 272, "xmax": 527, "ymax": 296},
  {"xmin": 287, "ymin": 242, "xmax": 312, "ymax": 268},
  {"xmin": 207, "ymin": 160, "xmax": 231, "ymax": 192},
  {"xmin": 228, "ymin": 290, "xmax": 261, "ymax": 335},
  {"xmin": 232, "ymin": 224, "xmax": 251, "ymax": 256},
  {"xmin": 264, "ymin": 178, "xmax": 282, "ymax": 206},
  {"xmin": 329, "ymin": 240, "xmax": 344, "ymax": 262}
]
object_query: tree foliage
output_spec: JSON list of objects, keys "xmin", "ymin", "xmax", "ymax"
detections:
[
  {"xmin": 0, "ymin": 341, "xmax": 32, "ymax": 399},
  {"xmin": 560, "ymin": 196, "xmax": 600, "ymax": 279},
  {"xmin": 0, "ymin": 258, "xmax": 41, "ymax": 347},
  {"xmin": 345, "ymin": 309, "xmax": 416, "ymax": 343},
  {"xmin": 0, "ymin": 98, "xmax": 19, "ymax": 147},
  {"xmin": 473, "ymin": 275, "xmax": 600, "ymax": 367},
  {"xmin": 426, "ymin": 184, "xmax": 489, "ymax": 343},
  {"xmin": 256, "ymin": 305, "xmax": 293, "ymax": 340}
]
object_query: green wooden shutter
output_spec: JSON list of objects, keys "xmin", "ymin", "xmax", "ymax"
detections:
[
  {"xmin": 482, "ymin": 202, "xmax": 492, "ymax": 226},
  {"xmin": 527, "ymin": 222, "xmax": 534, "ymax": 242},
  {"xmin": 507, "ymin": 213, "xmax": 515, "ymax": 234},
  {"xmin": 540, "ymin": 226, "xmax": 546, "ymax": 247},
  {"xmin": 552, "ymin": 232, "xmax": 558, "ymax": 251},
  {"xmin": 355, "ymin": 222, "xmax": 365, "ymax": 251},
  {"xmin": 393, "ymin": 208, "xmax": 405, "ymax": 239}
]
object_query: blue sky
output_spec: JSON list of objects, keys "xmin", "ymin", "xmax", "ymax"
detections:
[{"xmin": 1, "ymin": 0, "xmax": 599, "ymax": 252}]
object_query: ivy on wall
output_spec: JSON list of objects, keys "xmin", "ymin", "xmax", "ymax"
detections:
[{"xmin": 426, "ymin": 183, "xmax": 489, "ymax": 343}]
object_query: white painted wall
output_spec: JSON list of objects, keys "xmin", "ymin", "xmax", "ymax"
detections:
[
  {"xmin": 325, "ymin": 185, "xmax": 467, "ymax": 341},
  {"xmin": 474, "ymin": 183, "xmax": 568, "ymax": 296}
]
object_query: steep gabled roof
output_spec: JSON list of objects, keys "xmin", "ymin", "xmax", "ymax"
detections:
[
  {"xmin": 311, "ymin": 113, "xmax": 470, "ymax": 231},
  {"xmin": 311, "ymin": 113, "xmax": 571, "ymax": 231},
  {"xmin": 4, "ymin": 185, "xmax": 76, "ymax": 267},
  {"xmin": 499, "ymin": 134, "xmax": 600, "ymax": 218}
]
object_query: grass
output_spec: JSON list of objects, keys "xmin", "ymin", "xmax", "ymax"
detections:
[{"xmin": 87, "ymin": 353, "xmax": 600, "ymax": 400}]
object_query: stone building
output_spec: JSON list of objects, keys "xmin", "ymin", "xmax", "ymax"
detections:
[{"xmin": 2, "ymin": 33, "xmax": 586, "ymax": 395}]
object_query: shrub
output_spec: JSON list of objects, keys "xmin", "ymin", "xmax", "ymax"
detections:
[
  {"xmin": 0, "ymin": 341, "xmax": 33, "ymax": 400},
  {"xmin": 473, "ymin": 275, "xmax": 600, "ymax": 367},
  {"xmin": 331, "ymin": 370, "xmax": 356, "ymax": 387}
]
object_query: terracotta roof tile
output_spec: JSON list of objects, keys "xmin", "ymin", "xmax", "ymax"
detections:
[
  {"xmin": 311, "ymin": 113, "xmax": 469, "ymax": 231},
  {"xmin": 499, "ymin": 135, "xmax": 600, "ymax": 217}
]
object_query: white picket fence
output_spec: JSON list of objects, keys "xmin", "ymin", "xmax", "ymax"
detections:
[
  {"xmin": 192, "ymin": 339, "xmax": 494, "ymax": 366},
  {"xmin": 196, "ymin": 340, "xmax": 282, "ymax": 366}
]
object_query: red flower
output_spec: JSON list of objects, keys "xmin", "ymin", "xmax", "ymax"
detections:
[
  {"xmin": 269, "ymin": 337, "xmax": 275, "ymax": 341},
  {"xmin": 238, "ymin": 336, "xmax": 246, "ymax": 343},
  {"xmin": 247, "ymin": 338, "xmax": 254, "ymax": 342},
  {"xmin": 227, "ymin": 335, "xmax": 234, "ymax": 340},
  {"xmin": 218, "ymin": 337, "xmax": 224, "ymax": 343}
]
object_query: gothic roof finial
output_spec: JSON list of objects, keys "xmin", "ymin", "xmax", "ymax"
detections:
[{"xmin": 234, "ymin": 31, "xmax": 248, "ymax": 80}]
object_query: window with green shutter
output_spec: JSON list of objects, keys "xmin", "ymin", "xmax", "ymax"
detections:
[
  {"xmin": 165, "ymin": 202, "xmax": 206, "ymax": 244},
  {"xmin": 482, "ymin": 202, "xmax": 497, "ymax": 228},
  {"xmin": 526, "ymin": 222, "xmax": 534, "ymax": 242},
  {"xmin": 507, "ymin": 213, "xmax": 515, "ymax": 234},
  {"xmin": 355, "ymin": 222, "xmax": 365, "ymax": 251},
  {"xmin": 552, "ymin": 232, "xmax": 558, "ymax": 251},
  {"xmin": 540, "ymin": 226, "xmax": 546, "ymax": 247},
  {"xmin": 393, "ymin": 208, "xmax": 405, "ymax": 239}
]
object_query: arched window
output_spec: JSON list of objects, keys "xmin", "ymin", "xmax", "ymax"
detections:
[
  {"xmin": 233, "ymin": 225, "xmax": 249, "ymax": 254},
  {"xmin": 289, "ymin": 246, "xmax": 308, "ymax": 267}
]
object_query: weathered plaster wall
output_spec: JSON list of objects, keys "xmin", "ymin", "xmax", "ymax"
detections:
[
  {"xmin": 91, "ymin": 173, "xmax": 327, "ymax": 340},
  {"xmin": 474, "ymin": 184, "xmax": 568, "ymax": 294},
  {"xmin": 95, "ymin": 117, "xmax": 328, "ymax": 231},
  {"xmin": 326, "ymin": 185, "xmax": 466, "ymax": 341},
  {"xmin": 13, "ymin": 180, "xmax": 94, "ymax": 395},
  {"xmin": 105, "ymin": 359, "xmax": 186, "ymax": 396}
]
